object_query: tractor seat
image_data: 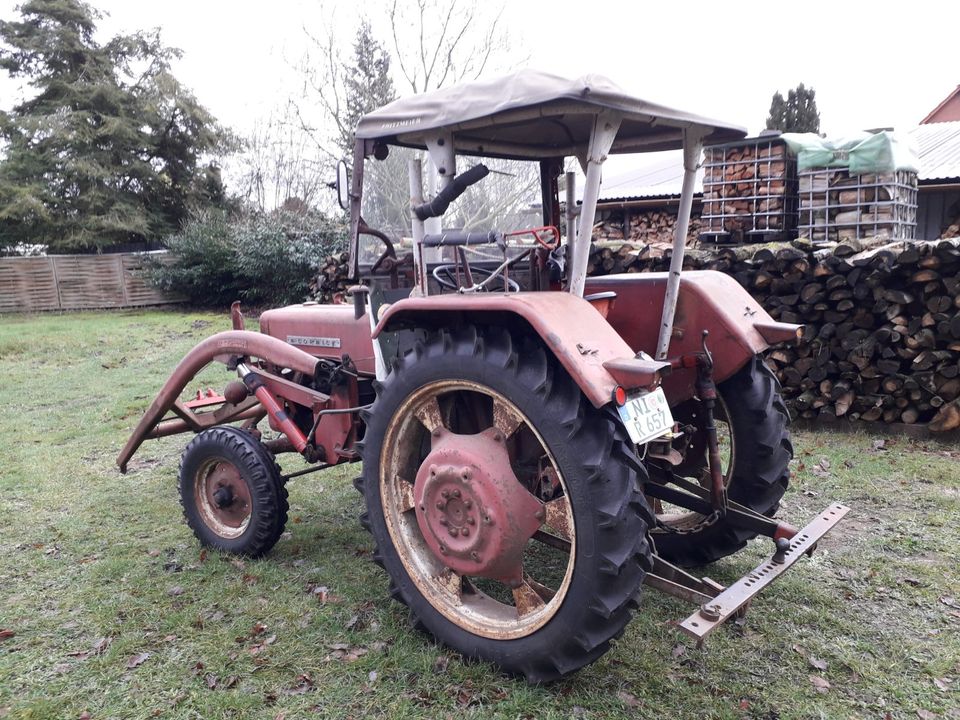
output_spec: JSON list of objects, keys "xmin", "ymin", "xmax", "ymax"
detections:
[{"xmin": 583, "ymin": 291, "xmax": 617, "ymax": 319}]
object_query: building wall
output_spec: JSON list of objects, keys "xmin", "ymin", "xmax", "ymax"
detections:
[
  {"xmin": 917, "ymin": 188, "xmax": 960, "ymax": 239},
  {"xmin": 923, "ymin": 92, "xmax": 960, "ymax": 124}
]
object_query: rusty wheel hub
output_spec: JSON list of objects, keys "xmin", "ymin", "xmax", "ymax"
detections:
[
  {"xmin": 414, "ymin": 428, "xmax": 543, "ymax": 587},
  {"xmin": 195, "ymin": 460, "xmax": 252, "ymax": 538}
]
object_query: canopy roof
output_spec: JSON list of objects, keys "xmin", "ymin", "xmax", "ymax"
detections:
[{"xmin": 355, "ymin": 70, "xmax": 746, "ymax": 159}]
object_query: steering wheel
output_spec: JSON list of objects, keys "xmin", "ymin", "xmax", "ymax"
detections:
[
  {"xmin": 361, "ymin": 227, "xmax": 398, "ymax": 275},
  {"xmin": 432, "ymin": 264, "xmax": 520, "ymax": 292}
]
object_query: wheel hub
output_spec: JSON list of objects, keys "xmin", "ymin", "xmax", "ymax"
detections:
[
  {"xmin": 413, "ymin": 428, "xmax": 543, "ymax": 586},
  {"xmin": 198, "ymin": 461, "xmax": 252, "ymax": 530}
]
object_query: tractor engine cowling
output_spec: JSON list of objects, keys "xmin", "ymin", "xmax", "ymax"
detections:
[{"xmin": 259, "ymin": 302, "xmax": 377, "ymax": 376}]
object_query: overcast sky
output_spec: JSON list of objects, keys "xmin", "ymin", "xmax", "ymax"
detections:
[{"xmin": 1, "ymin": 0, "xmax": 957, "ymax": 151}]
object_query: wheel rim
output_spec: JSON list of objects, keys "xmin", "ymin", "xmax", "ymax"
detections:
[
  {"xmin": 193, "ymin": 457, "xmax": 253, "ymax": 539},
  {"xmin": 652, "ymin": 394, "xmax": 735, "ymax": 533},
  {"xmin": 380, "ymin": 380, "xmax": 576, "ymax": 639}
]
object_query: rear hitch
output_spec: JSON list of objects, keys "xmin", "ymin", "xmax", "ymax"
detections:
[
  {"xmin": 677, "ymin": 503, "xmax": 850, "ymax": 641},
  {"xmin": 645, "ymin": 502, "xmax": 849, "ymax": 643}
]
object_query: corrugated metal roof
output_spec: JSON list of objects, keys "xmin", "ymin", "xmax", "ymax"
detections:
[
  {"xmin": 586, "ymin": 124, "xmax": 960, "ymax": 203},
  {"xmin": 578, "ymin": 150, "xmax": 702, "ymax": 202},
  {"xmin": 909, "ymin": 121, "xmax": 960, "ymax": 181}
]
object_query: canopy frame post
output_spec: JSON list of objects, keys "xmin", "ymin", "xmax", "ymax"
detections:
[
  {"xmin": 655, "ymin": 127, "xmax": 706, "ymax": 360},
  {"xmin": 408, "ymin": 158, "xmax": 428, "ymax": 297},
  {"xmin": 568, "ymin": 111, "xmax": 622, "ymax": 298}
]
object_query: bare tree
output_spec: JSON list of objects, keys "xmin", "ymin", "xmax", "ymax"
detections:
[
  {"xmin": 282, "ymin": 0, "xmax": 539, "ymax": 233},
  {"xmin": 385, "ymin": 0, "xmax": 505, "ymax": 93},
  {"xmin": 233, "ymin": 101, "xmax": 331, "ymax": 212}
]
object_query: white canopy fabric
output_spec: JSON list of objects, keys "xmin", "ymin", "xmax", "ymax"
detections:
[{"xmin": 355, "ymin": 70, "xmax": 746, "ymax": 159}]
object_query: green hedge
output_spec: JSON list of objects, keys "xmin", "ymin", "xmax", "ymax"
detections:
[{"xmin": 149, "ymin": 210, "xmax": 347, "ymax": 307}]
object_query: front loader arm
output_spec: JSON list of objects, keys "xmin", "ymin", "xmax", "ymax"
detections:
[{"xmin": 117, "ymin": 331, "xmax": 321, "ymax": 473}]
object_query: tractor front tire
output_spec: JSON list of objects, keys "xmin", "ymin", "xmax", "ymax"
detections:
[
  {"xmin": 178, "ymin": 426, "xmax": 288, "ymax": 558},
  {"xmin": 357, "ymin": 326, "xmax": 654, "ymax": 683},
  {"xmin": 653, "ymin": 355, "xmax": 792, "ymax": 567}
]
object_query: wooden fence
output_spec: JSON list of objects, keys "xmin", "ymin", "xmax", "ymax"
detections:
[{"xmin": 0, "ymin": 251, "xmax": 183, "ymax": 313}]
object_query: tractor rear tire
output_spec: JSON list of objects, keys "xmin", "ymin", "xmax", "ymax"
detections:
[
  {"xmin": 356, "ymin": 326, "xmax": 654, "ymax": 683},
  {"xmin": 178, "ymin": 426, "xmax": 288, "ymax": 558},
  {"xmin": 652, "ymin": 356, "xmax": 792, "ymax": 567}
]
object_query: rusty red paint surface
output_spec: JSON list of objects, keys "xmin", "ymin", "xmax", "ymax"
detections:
[
  {"xmin": 117, "ymin": 331, "xmax": 320, "ymax": 472},
  {"xmin": 413, "ymin": 427, "xmax": 542, "ymax": 586},
  {"xmin": 373, "ymin": 292, "xmax": 639, "ymax": 408},
  {"xmin": 586, "ymin": 271, "xmax": 794, "ymax": 401},
  {"xmin": 602, "ymin": 356, "xmax": 671, "ymax": 390},
  {"xmin": 259, "ymin": 303, "xmax": 378, "ymax": 375}
]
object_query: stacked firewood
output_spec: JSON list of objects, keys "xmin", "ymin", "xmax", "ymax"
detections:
[
  {"xmin": 700, "ymin": 140, "xmax": 795, "ymax": 241},
  {"xmin": 309, "ymin": 236, "xmax": 960, "ymax": 431},
  {"xmin": 309, "ymin": 252, "xmax": 352, "ymax": 303},
  {"xmin": 592, "ymin": 209, "xmax": 701, "ymax": 246},
  {"xmin": 941, "ymin": 208, "xmax": 960, "ymax": 240},
  {"xmin": 798, "ymin": 169, "xmax": 917, "ymax": 242},
  {"xmin": 586, "ymin": 236, "xmax": 960, "ymax": 432}
]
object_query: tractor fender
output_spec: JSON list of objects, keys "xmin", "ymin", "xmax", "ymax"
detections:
[
  {"xmin": 371, "ymin": 292, "xmax": 663, "ymax": 408},
  {"xmin": 585, "ymin": 270, "xmax": 801, "ymax": 402}
]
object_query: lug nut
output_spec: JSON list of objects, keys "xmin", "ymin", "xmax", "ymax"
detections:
[
  {"xmin": 461, "ymin": 527, "xmax": 470, "ymax": 537},
  {"xmin": 452, "ymin": 489, "xmax": 461, "ymax": 498},
  {"xmin": 441, "ymin": 489, "xmax": 450, "ymax": 499},
  {"xmin": 467, "ymin": 516, "xmax": 475, "ymax": 525},
  {"xmin": 464, "ymin": 499, "xmax": 473, "ymax": 509},
  {"xmin": 436, "ymin": 501, "xmax": 444, "ymax": 510},
  {"xmin": 438, "ymin": 517, "xmax": 448, "ymax": 526},
  {"xmin": 448, "ymin": 527, "xmax": 458, "ymax": 537}
]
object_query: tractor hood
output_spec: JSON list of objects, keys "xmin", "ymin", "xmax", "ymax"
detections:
[{"xmin": 355, "ymin": 70, "xmax": 746, "ymax": 159}]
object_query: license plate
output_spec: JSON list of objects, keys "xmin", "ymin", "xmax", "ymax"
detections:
[{"xmin": 617, "ymin": 387, "xmax": 674, "ymax": 445}]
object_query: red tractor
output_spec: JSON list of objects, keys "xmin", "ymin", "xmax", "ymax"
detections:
[{"xmin": 119, "ymin": 71, "xmax": 848, "ymax": 682}]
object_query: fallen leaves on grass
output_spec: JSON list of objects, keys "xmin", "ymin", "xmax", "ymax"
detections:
[
  {"xmin": 617, "ymin": 690, "xmax": 640, "ymax": 708},
  {"xmin": 306, "ymin": 583, "xmax": 341, "ymax": 604},
  {"xmin": 433, "ymin": 655, "xmax": 451, "ymax": 673},
  {"xmin": 917, "ymin": 711, "xmax": 937, "ymax": 720},
  {"xmin": 325, "ymin": 643, "xmax": 368, "ymax": 662},
  {"xmin": 285, "ymin": 673, "xmax": 313, "ymax": 695},
  {"xmin": 810, "ymin": 458, "xmax": 832, "ymax": 478},
  {"xmin": 126, "ymin": 652, "xmax": 150, "ymax": 669},
  {"xmin": 345, "ymin": 600, "xmax": 377, "ymax": 631},
  {"xmin": 809, "ymin": 675, "xmax": 830, "ymax": 693},
  {"xmin": 168, "ymin": 586, "xmax": 184, "ymax": 597},
  {"xmin": 934, "ymin": 677, "xmax": 953, "ymax": 691},
  {"xmin": 0, "ymin": 630, "xmax": 14, "ymax": 641},
  {"xmin": 249, "ymin": 635, "xmax": 277, "ymax": 656},
  {"xmin": 809, "ymin": 656, "xmax": 828, "ymax": 671}
]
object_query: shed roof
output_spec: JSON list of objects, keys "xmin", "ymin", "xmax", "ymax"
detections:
[
  {"xmin": 576, "ymin": 150, "xmax": 701, "ymax": 203},
  {"xmin": 909, "ymin": 121, "xmax": 960, "ymax": 181},
  {"xmin": 356, "ymin": 70, "xmax": 746, "ymax": 159}
]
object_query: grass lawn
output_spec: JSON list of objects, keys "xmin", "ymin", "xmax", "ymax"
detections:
[{"xmin": 0, "ymin": 309, "xmax": 958, "ymax": 720}]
